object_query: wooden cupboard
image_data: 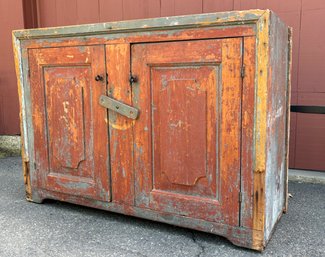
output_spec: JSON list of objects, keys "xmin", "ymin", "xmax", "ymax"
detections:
[{"xmin": 13, "ymin": 10, "xmax": 291, "ymax": 251}]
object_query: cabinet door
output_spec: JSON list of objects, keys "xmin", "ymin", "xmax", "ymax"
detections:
[
  {"xmin": 29, "ymin": 46, "xmax": 110, "ymax": 201},
  {"xmin": 132, "ymin": 39, "xmax": 242, "ymax": 225}
]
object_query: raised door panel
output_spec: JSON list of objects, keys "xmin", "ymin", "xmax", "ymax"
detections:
[
  {"xmin": 28, "ymin": 46, "xmax": 110, "ymax": 201},
  {"xmin": 45, "ymin": 66, "xmax": 89, "ymax": 176},
  {"xmin": 132, "ymin": 39, "xmax": 242, "ymax": 225},
  {"xmin": 151, "ymin": 66, "xmax": 218, "ymax": 199}
]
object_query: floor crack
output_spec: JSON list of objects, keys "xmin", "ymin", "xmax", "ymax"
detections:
[{"xmin": 190, "ymin": 231, "xmax": 206, "ymax": 257}]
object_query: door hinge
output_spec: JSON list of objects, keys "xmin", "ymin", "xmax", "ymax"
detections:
[
  {"xmin": 28, "ymin": 69, "xmax": 30, "ymax": 78},
  {"xmin": 241, "ymin": 65, "xmax": 245, "ymax": 78},
  {"xmin": 239, "ymin": 192, "xmax": 243, "ymax": 202}
]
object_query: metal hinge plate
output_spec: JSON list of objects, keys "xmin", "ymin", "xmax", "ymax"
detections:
[
  {"xmin": 99, "ymin": 95, "xmax": 139, "ymax": 120},
  {"xmin": 239, "ymin": 192, "xmax": 243, "ymax": 202}
]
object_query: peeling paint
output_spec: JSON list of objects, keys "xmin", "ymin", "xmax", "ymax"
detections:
[{"xmin": 13, "ymin": 9, "xmax": 290, "ymax": 251}]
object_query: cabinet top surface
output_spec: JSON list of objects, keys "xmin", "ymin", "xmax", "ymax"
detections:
[{"xmin": 13, "ymin": 9, "xmax": 274, "ymax": 40}]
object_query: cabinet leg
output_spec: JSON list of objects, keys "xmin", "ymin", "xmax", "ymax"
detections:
[
  {"xmin": 26, "ymin": 190, "xmax": 44, "ymax": 204},
  {"xmin": 226, "ymin": 231, "xmax": 265, "ymax": 252}
]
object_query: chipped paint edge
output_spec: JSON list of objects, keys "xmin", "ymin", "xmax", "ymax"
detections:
[
  {"xmin": 12, "ymin": 32, "xmax": 32, "ymax": 200},
  {"xmin": 251, "ymin": 10, "xmax": 270, "ymax": 251},
  {"xmin": 13, "ymin": 10, "xmax": 266, "ymax": 40}
]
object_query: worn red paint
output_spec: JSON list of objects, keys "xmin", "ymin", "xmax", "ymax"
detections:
[
  {"xmin": 106, "ymin": 44, "xmax": 135, "ymax": 205},
  {"xmin": 28, "ymin": 46, "xmax": 110, "ymax": 201},
  {"xmin": 14, "ymin": 10, "xmax": 291, "ymax": 251},
  {"xmin": 131, "ymin": 39, "xmax": 242, "ymax": 225}
]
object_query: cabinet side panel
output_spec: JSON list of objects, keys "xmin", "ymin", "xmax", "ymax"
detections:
[{"xmin": 264, "ymin": 12, "xmax": 290, "ymax": 241}]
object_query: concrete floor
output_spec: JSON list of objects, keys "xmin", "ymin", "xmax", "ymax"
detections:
[
  {"xmin": 0, "ymin": 156, "xmax": 324, "ymax": 257},
  {"xmin": 0, "ymin": 136, "xmax": 20, "ymax": 158}
]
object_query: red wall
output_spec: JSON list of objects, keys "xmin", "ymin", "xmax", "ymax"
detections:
[
  {"xmin": 0, "ymin": 0, "xmax": 25, "ymax": 134},
  {"xmin": 2, "ymin": 0, "xmax": 325, "ymax": 171}
]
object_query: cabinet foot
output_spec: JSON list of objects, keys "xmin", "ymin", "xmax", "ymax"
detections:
[{"xmin": 26, "ymin": 190, "xmax": 44, "ymax": 204}]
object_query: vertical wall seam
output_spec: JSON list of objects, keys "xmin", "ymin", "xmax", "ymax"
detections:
[
  {"xmin": 293, "ymin": 0, "xmax": 303, "ymax": 168},
  {"xmin": 75, "ymin": 0, "xmax": 79, "ymax": 25},
  {"xmin": 36, "ymin": 0, "xmax": 41, "ymax": 28},
  {"xmin": 97, "ymin": 0, "xmax": 100, "ymax": 22},
  {"xmin": 121, "ymin": 0, "xmax": 124, "ymax": 20}
]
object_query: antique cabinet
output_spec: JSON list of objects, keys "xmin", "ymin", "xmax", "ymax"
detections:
[{"xmin": 13, "ymin": 10, "xmax": 292, "ymax": 251}]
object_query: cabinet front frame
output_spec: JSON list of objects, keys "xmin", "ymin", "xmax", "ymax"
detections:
[{"xmin": 19, "ymin": 25, "xmax": 255, "ymax": 219}]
